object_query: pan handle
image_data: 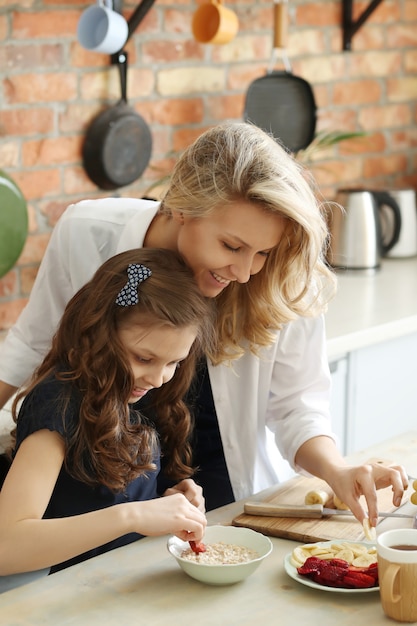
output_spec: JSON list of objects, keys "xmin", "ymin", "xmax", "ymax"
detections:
[
  {"xmin": 269, "ymin": 1, "xmax": 291, "ymax": 74},
  {"xmin": 126, "ymin": 0, "xmax": 157, "ymax": 42},
  {"xmin": 273, "ymin": 1, "xmax": 288, "ymax": 48},
  {"xmin": 115, "ymin": 51, "xmax": 128, "ymax": 103}
]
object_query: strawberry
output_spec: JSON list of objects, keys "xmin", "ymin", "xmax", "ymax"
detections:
[
  {"xmin": 189, "ymin": 540, "xmax": 207, "ymax": 554},
  {"xmin": 312, "ymin": 563, "xmax": 347, "ymax": 588},
  {"xmin": 348, "ymin": 562, "xmax": 378, "ymax": 581},
  {"xmin": 297, "ymin": 556, "xmax": 325, "ymax": 576},
  {"xmin": 342, "ymin": 571, "xmax": 376, "ymax": 589},
  {"xmin": 328, "ymin": 558, "xmax": 350, "ymax": 569}
]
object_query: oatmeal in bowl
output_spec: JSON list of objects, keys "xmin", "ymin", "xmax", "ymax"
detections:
[{"xmin": 167, "ymin": 525, "xmax": 273, "ymax": 585}]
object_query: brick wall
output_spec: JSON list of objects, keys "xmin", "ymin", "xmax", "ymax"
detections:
[{"xmin": 0, "ymin": 0, "xmax": 416, "ymax": 337}]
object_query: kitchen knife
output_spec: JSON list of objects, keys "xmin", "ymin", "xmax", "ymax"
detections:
[{"xmin": 243, "ymin": 502, "xmax": 416, "ymax": 519}]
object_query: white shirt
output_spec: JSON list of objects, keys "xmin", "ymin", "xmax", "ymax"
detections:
[{"xmin": 0, "ymin": 198, "xmax": 335, "ymax": 500}]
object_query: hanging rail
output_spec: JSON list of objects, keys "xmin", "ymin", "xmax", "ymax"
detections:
[
  {"xmin": 342, "ymin": 0, "xmax": 384, "ymax": 51},
  {"xmin": 111, "ymin": 0, "xmax": 157, "ymax": 63}
]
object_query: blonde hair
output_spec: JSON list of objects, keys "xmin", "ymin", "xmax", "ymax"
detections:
[{"xmin": 161, "ymin": 121, "xmax": 336, "ymax": 364}]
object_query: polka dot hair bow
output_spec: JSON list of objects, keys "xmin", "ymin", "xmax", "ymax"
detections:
[{"xmin": 115, "ymin": 263, "xmax": 152, "ymax": 307}]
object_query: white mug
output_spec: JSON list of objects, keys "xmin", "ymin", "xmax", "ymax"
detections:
[{"xmin": 77, "ymin": 0, "xmax": 129, "ymax": 55}]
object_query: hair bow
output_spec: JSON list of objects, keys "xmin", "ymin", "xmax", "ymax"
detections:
[{"xmin": 115, "ymin": 263, "xmax": 152, "ymax": 307}]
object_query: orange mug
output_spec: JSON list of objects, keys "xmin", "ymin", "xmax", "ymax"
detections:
[{"xmin": 192, "ymin": 0, "xmax": 239, "ymax": 45}]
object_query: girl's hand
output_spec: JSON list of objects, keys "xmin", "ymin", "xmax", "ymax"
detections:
[
  {"xmin": 134, "ymin": 493, "xmax": 207, "ymax": 541},
  {"xmin": 328, "ymin": 462, "xmax": 408, "ymax": 527},
  {"xmin": 162, "ymin": 479, "xmax": 205, "ymax": 512}
]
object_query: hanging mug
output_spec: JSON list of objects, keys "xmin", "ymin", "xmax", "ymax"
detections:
[
  {"xmin": 77, "ymin": 0, "xmax": 129, "ymax": 55},
  {"xmin": 192, "ymin": 0, "xmax": 239, "ymax": 45}
]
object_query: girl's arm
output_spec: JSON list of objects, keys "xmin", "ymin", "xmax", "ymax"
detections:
[{"xmin": 0, "ymin": 430, "xmax": 206, "ymax": 576}]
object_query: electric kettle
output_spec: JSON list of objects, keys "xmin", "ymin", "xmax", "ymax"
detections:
[
  {"xmin": 327, "ymin": 189, "xmax": 402, "ymax": 273},
  {"xmin": 383, "ymin": 189, "xmax": 417, "ymax": 258}
]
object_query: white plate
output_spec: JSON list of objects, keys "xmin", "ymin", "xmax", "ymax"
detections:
[{"xmin": 284, "ymin": 540, "xmax": 379, "ymax": 594}]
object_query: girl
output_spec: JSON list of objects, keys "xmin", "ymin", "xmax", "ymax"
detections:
[
  {"xmin": 0, "ymin": 121, "xmax": 408, "ymax": 527},
  {"xmin": 0, "ymin": 249, "xmax": 213, "ymax": 578}
]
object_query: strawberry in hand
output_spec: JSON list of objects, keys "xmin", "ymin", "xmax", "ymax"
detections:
[{"xmin": 189, "ymin": 540, "xmax": 207, "ymax": 554}]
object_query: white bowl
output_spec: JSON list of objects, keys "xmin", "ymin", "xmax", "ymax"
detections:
[{"xmin": 167, "ymin": 525, "xmax": 273, "ymax": 585}]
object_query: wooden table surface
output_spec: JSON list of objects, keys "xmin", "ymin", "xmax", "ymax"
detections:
[{"xmin": 1, "ymin": 431, "xmax": 417, "ymax": 626}]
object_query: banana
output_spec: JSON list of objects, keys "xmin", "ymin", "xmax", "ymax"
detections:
[
  {"xmin": 333, "ymin": 548, "xmax": 354, "ymax": 563},
  {"xmin": 410, "ymin": 491, "xmax": 417, "ymax": 505},
  {"xmin": 352, "ymin": 552, "xmax": 378, "ymax": 567},
  {"xmin": 362, "ymin": 518, "xmax": 376, "ymax": 542},
  {"xmin": 291, "ymin": 546, "xmax": 312, "ymax": 567},
  {"xmin": 342, "ymin": 542, "xmax": 368, "ymax": 556},
  {"xmin": 413, "ymin": 479, "xmax": 417, "ymax": 492},
  {"xmin": 333, "ymin": 495, "xmax": 350, "ymax": 510},
  {"xmin": 304, "ymin": 490, "xmax": 330, "ymax": 506},
  {"xmin": 291, "ymin": 541, "xmax": 377, "ymax": 568}
]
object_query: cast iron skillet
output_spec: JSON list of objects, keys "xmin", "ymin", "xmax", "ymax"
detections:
[
  {"xmin": 82, "ymin": 50, "xmax": 152, "ymax": 190},
  {"xmin": 244, "ymin": 2, "xmax": 316, "ymax": 153}
]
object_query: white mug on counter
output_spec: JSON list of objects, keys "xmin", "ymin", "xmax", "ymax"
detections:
[
  {"xmin": 77, "ymin": 0, "xmax": 129, "ymax": 55},
  {"xmin": 383, "ymin": 189, "xmax": 417, "ymax": 258},
  {"xmin": 377, "ymin": 528, "xmax": 417, "ymax": 623}
]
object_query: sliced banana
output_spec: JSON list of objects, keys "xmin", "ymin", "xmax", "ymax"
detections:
[
  {"xmin": 292, "ymin": 546, "xmax": 313, "ymax": 567},
  {"xmin": 352, "ymin": 552, "xmax": 378, "ymax": 567},
  {"xmin": 362, "ymin": 518, "xmax": 377, "ymax": 542},
  {"xmin": 304, "ymin": 490, "xmax": 330, "ymax": 506},
  {"xmin": 343, "ymin": 542, "xmax": 368, "ymax": 556},
  {"xmin": 310, "ymin": 547, "xmax": 333, "ymax": 556},
  {"xmin": 311, "ymin": 551, "xmax": 336, "ymax": 560},
  {"xmin": 291, "ymin": 541, "xmax": 377, "ymax": 568},
  {"xmin": 333, "ymin": 548, "xmax": 354, "ymax": 563},
  {"xmin": 291, "ymin": 541, "xmax": 377, "ymax": 567},
  {"xmin": 333, "ymin": 495, "xmax": 350, "ymax": 510}
]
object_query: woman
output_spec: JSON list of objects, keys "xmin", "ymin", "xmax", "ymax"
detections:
[
  {"xmin": 0, "ymin": 249, "xmax": 212, "ymax": 579},
  {"xmin": 0, "ymin": 121, "xmax": 407, "ymax": 527}
]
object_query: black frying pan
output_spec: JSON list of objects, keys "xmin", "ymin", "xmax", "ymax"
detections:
[
  {"xmin": 244, "ymin": 2, "xmax": 316, "ymax": 153},
  {"xmin": 82, "ymin": 50, "xmax": 152, "ymax": 190}
]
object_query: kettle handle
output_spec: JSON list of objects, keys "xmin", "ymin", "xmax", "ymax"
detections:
[{"xmin": 373, "ymin": 191, "xmax": 402, "ymax": 255}]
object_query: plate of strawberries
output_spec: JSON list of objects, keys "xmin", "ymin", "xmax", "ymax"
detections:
[{"xmin": 284, "ymin": 540, "xmax": 379, "ymax": 593}]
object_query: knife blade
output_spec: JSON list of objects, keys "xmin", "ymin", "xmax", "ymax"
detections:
[{"xmin": 243, "ymin": 502, "xmax": 416, "ymax": 519}]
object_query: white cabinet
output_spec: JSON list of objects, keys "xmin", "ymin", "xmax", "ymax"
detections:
[
  {"xmin": 328, "ymin": 332, "xmax": 417, "ymax": 456},
  {"xmin": 329, "ymin": 356, "xmax": 348, "ymax": 455},
  {"xmin": 345, "ymin": 332, "xmax": 417, "ymax": 453}
]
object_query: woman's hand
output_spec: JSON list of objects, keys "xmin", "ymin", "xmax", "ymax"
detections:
[
  {"xmin": 162, "ymin": 479, "xmax": 205, "ymax": 512},
  {"xmin": 295, "ymin": 437, "xmax": 409, "ymax": 527},
  {"xmin": 327, "ymin": 462, "xmax": 409, "ymax": 527},
  {"xmin": 133, "ymin": 492, "xmax": 207, "ymax": 541}
]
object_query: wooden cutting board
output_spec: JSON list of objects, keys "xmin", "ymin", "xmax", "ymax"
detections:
[{"xmin": 232, "ymin": 470, "xmax": 404, "ymax": 543}]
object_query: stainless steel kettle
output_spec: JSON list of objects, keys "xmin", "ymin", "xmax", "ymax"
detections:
[
  {"xmin": 327, "ymin": 189, "xmax": 402, "ymax": 273},
  {"xmin": 383, "ymin": 189, "xmax": 417, "ymax": 258}
]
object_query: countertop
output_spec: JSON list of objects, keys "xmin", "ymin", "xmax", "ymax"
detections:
[
  {"xmin": 1, "ymin": 431, "xmax": 417, "ymax": 625},
  {"xmin": 325, "ymin": 256, "xmax": 417, "ymax": 359}
]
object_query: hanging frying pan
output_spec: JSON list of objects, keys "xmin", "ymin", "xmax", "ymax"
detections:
[
  {"xmin": 82, "ymin": 50, "xmax": 152, "ymax": 190},
  {"xmin": 243, "ymin": 1, "xmax": 316, "ymax": 153}
]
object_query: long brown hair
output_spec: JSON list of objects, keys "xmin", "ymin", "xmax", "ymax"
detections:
[
  {"xmin": 161, "ymin": 121, "xmax": 337, "ymax": 364},
  {"xmin": 12, "ymin": 249, "xmax": 215, "ymax": 492}
]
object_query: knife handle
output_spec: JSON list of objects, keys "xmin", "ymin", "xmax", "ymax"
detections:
[{"xmin": 244, "ymin": 502, "xmax": 324, "ymax": 518}]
